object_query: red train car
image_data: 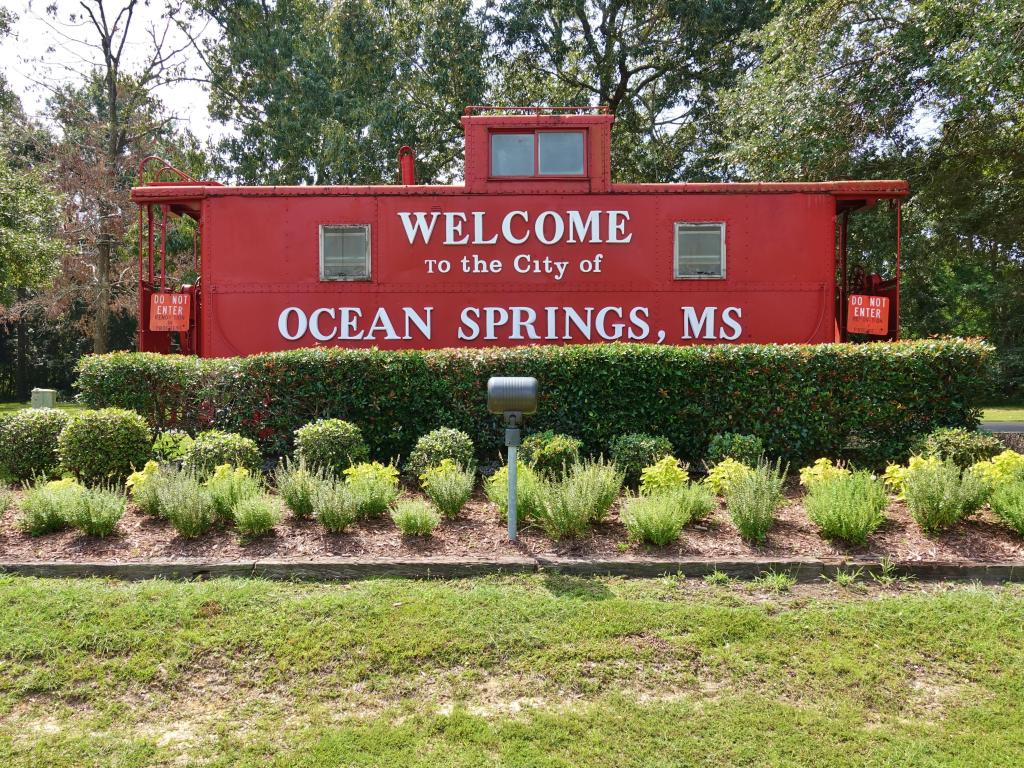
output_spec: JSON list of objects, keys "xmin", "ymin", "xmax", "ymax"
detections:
[{"xmin": 132, "ymin": 107, "xmax": 908, "ymax": 357}]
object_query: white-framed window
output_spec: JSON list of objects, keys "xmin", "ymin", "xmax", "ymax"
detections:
[
  {"xmin": 320, "ymin": 224, "xmax": 370, "ymax": 281},
  {"xmin": 674, "ymin": 222, "xmax": 725, "ymax": 279}
]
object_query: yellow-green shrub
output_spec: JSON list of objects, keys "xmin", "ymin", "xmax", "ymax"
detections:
[
  {"xmin": 704, "ymin": 458, "xmax": 753, "ymax": 496},
  {"xmin": 799, "ymin": 458, "xmax": 850, "ymax": 488}
]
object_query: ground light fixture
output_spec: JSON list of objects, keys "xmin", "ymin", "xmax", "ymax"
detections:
[{"xmin": 486, "ymin": 376, "xmax": 538, "ymax": 541}]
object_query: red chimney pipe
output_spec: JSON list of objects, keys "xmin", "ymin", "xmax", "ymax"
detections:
[{"xmin": 398, "ymin": 145, "xmax": 416, "ymax": 185}]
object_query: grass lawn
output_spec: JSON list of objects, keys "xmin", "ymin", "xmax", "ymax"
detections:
[
  {"xmin": 982, "ymin": 405, "xmax": 1024, "ymax": 422},
  {"xmin": 0, "ymin": 401, "xmax": 86, "ymax": 416},
  {"xmin": 1, "ymin": 575, "xmax": 1023, "ymax": 767}
]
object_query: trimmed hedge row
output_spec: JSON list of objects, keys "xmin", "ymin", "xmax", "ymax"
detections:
[{"xmin": 75, "ymin": 340, "xmax": 993, "ymax": 466}]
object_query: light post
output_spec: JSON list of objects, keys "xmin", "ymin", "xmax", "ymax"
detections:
[{"xmin": 486, "ymin": 376, "xmax": 538, "ymax": 541}]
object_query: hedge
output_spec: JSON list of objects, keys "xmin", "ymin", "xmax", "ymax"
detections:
[{"xmin": 74, "ymin": 340, "xmax": 993, "ymax": 467}]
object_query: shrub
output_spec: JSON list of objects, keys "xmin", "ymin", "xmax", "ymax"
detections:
[
  {"xmin": 0, "ymin": 408, "xmax": 69, "ymax": 481},
  {"xmin": 798, "ymin": 458, "xmax": 851, "ymax": 488},
  {"xmin": 272, "ymin": 457, "xmax": 331, "ymax": 520},
  {"xmin": 420, "ymin": 459, "xmax": 474, "ymax": 518},
  {"xmin": 706, "ymin": 432, "xmax": 763, "ymax": 466},
  {"xmin": 913, "ymin": 427, "xmax": 1003, "ymax": 469},
  {"xmin": 991, "ymin": 481, "xmax": 1024, "ymax": 537},
  {"xmin": 18, "ymin": 478, "xmax": 82, "ymax": 535},
  {"xmin": 971, "ymin": 450, "xmax": 1024, "ymax": 487},
  {"xmin": 205, "ymin": 464, "xmax": 262, "ymax": 524},
  {"xmin": 0, "ymin": 488, "xmax": 11, "ymax": 515},
  {"xmin": 125, "ymin": 460, "xmax": 162, "ymax": 516},
  {"xmin": 883, "ymin": 455, "xmax": 942, "ymax": 498},
  {"xmin": 726, "ymin": 460, "xmax": 787, "ymax": 544},
  {"xmin": 535, "ymin": 459, "xmax": 623, "ymax": 539},
  {"xmin": 152, "ymin": 429, "xmax": 194, "ymax": 462},
  {"xmin": 233, "ymin": 495, "xmax": 282, "ymax": 537},
  {"xmin": 405, "ymin": 428, "xmax": 475, "ymax": 479},
  {"xmin": 57, "ymin": 408, "xmax": 152, "ymax": 484},
  {"xmin": 639, "ymin": 456, "xmax": 689, "ymax": 495},
  {"xmin": 608, "ymin": 433, "xmax": 673, "ymax": 487},
  {"xmin": 520, "ymin": 431, "xmax": 582, "ymax": 478},
  {"xmin": 68, "ymin": 486, "xmax": 125, "ymax": 537},
  {"xmin": 704, "ymin": 458, "xmax": 753, "ymax": 496},
  {"xmin": 311, "ymin": 479, "xmax": 359, "ymax": 533},
  {"xmin": 622, "ymin": 484, "xmax": 714, "ymax": 545},
  {"xmin": 294, "ymin": 419, "xmax": 369, "ymax": 475},
  {"xmin": 344, "ymin": 462, "xmax": 401, "ymax": 519},
  {"xmin": 183, "ymin": 431, "xmax": 262, "ymax": 477},
  {"xmin": 804, "ymin": 471, "xmax": 888, "ymax": 545},
  {"xmin": 391, "ymin": 499, "xmax": 441, "ymax": 536},
  {"xmin": 904, "ymin": 460, "xmax": 988, "ymax": 535},
  {"xmin": 484, "ymin": 462, "xmax": 546, "ymax": 521},
  {"xmin": 77, "ymin": 340, "xmax": 992, "ymax": 467},
  {"xmin": 157, "ymin": 469, "xmax": 216, "ymax": 539}
]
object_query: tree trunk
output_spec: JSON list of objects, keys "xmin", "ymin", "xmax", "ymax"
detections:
[
  {"xmin": 93, "ymin": 233, "xmax": 111, "ymax": 354},
  {"xmin": 15, "ymin": 294, "xmax": 29, "ymax": 400}
]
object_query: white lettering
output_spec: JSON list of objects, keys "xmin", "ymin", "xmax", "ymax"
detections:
[
  {"xmin": 501, "ymin": 211, "xmax": 530, "ymax": 244},
  {"xmin": 403, "ymin": 307, "xmax": 432, "ymax": 340},
  {"xmin": 720, "ymin": 306, "xmax": 743, "ymax": 341},
  {"xmin": 338, "ymin": 307, "xmax": 364, "ymax": 340},
  {"xmin": 535, "ymin": 211, "xmax": 565, "ymax": 246},
  {"xmin": 682, "ymin": 306, "xmax": 717, "ymax": 340},
  {"xmin": 443, "ymin": 212, "xmax": 469, "ymax": 245},
  {"xmin": 472, "ymin": 211, "xmax": 498, "ymax": 245},
  {"xmin": 398, "ymin": 211, "xmax": 440, "ymax": 244},
  {"xmin": 458, "ymin": 307, "xmax": 481, "ymax": 340},
  {"xmin": 607, "ymin": 211, "xmax": 632, "ymax": 243},
  {"xmin": 278, "ymin": 307, "xmax": 307, "ymax": 341},
  {"xmin": 567, "ymin": 210, "xmax": 602, "ymax": 244},
  {"xmin": 309, "ymin": 307, "xmax": 337, "ymax": 341}
]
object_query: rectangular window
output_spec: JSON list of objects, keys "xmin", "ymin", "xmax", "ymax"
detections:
[
  {"xmin": 490, "ymin": 130, "xmax": 586, "ymax": 177},
  {"xmin": 320, "ymin": 224, "xmax": 370, "ymax": 281},
  {"xmin": 538, "ymin": 131, "xmax": 584, "ymax": 175},
  {"xmin": 491, "ymin": 133, "xmax": 535, "ymax": 176},
  {"xmin": 674, "ymin": 222, "xmax": 725, "ymax": 279}
]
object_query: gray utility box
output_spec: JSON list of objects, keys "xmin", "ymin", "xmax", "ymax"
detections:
[{"xmin": 30, "ymin": 388, "xmax": 58, "ymax": 409}]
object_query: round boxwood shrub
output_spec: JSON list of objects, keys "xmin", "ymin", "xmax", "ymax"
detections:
[
  {"xmin": 706, "ymin": 432, "xmax": 764, "ymax": 467},
  {"xmin": 913, "ymin": 427, "xmax": 1003, "ymax": 469},
  {"xmin": 57, "ymin": 408, "xmax": 152, "ymax": 484},
  {"xmin": 609, "ymin": 433, "xmax": 674, "ymax": 487},
  {"xmin": 294, "ymin": 419, "xmax": 369, "ymax": 476},
  {"xmin": 182, "ymin": 430, "xmax": 263, "ymax": 477},
  {"xmin": 520, "ymin": 430, "xmax": 582, "ymax": 478},
  {"xmin": 405, "ymin": 427, "xmax": 474, "ymax": 479},
  {"xmin": 0, "ymin": 408, "xmax": 70, "ymax": 481}
]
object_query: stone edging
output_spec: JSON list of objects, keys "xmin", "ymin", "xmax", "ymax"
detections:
[{"xmin": 0, "ymin": 557, "xmax": 1022, "ymax": 583}]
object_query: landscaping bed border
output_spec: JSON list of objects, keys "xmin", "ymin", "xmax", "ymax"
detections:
[{"xmin": 1, "ymin": 556, "xmax": 1022, "ymax": 583}]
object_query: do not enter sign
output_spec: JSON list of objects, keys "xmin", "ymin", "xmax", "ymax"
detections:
[
  {"xmin": 150, "ymin": 292, "xmax": 191, "ymax": 332},
  {"xmin": 847, "ymin": 294, "xmax": 890, "ymax": 336}
]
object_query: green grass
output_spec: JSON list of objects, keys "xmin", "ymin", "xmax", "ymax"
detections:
[
  {"xmin": 0, "ymin": 401, "xmax": 86, "ymax": 415},
  {"xmin": 982, "ymin": 404, "xmax": 1024, "ymax": 422},
  {"xmin": 1, "ymin": 576, "xmax": 1023, "ymax": 766}
]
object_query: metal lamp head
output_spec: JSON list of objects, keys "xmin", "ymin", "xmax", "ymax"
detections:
[{"xmin": 486, "ymin": 376, "xmax": 538, "ymax": 415}]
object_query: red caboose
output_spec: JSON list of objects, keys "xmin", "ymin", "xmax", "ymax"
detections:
[{"xmin": 132, "ymin": 107, "xmax": 907, "ymax": 357}]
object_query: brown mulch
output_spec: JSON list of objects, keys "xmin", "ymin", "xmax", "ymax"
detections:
[{"xmin": 1, "ymin": 487, "xmax": 1022, "ymax": 565}]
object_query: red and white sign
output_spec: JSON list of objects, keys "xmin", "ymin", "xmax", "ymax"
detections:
[
  {"xmin": 847, "ymin": 294, "xmax": 889, "ymax": 335},
  {"xmin": 149, "ymin": 292, "xmax": 191, "ymax": 332}
]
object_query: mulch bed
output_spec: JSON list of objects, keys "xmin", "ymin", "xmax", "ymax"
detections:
[{"xmin": 2, "ymin": 487, "xmax": 1022, "ymax": 565}]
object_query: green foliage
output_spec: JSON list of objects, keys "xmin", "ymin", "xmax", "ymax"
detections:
[
  {"xmin": 520, "ymin": 431, "xmax": 582, "ymax": 478},
  {"xmin": 272, "ymin": 457, "xmax": 331, "ymax": 520},
  {"xmin": 405, "ymin": 427, "xmax": 475, "ymax": 479},
  {"xmin": 639, "ymin": 456, "xmax": 689, "ymax": 496},
  {"xmin": 913, "ymin": 427, "xmax": 1003, "ymax": 469},
  {"xmin": 0, "ymin": 407, "xmax": 69, "ymax": 481},
  {"xmin": 420, "ymin": 458, "xmax": 474, "ymax": 519},
  {"xmin": 233, "ymin": 495, "xmax": 282, "ymax": 538},
  {"xmin": 391, "ymin": 498, "xmax": 441, "ymax": 536},
  {"xmin": 67, "ymin": 486, "xmax": 125, "ymax": 537},
  {"xmin": 704, "ymin": 458, "xmax": 753, "ymax": 496},
  {"xmin": 484, "ymin": 462, "xmax": 546, "ymax": 521},
  {"xmin": 157, "ymin": 469, "xmax": 217, "ymax": 539},
  {"xmin": 622, "ymin": 484, "xmax": 714, "ymax": 546},
  {"xmin": 17, "ymin": 477, "xmax": 81, "ymax": 535},
  {"xmin": 125, "ymin": 460, "xmax": 162, "ymax": 516},
  {"xmin": 535, "ymin": 459, "xmax": 623, "ymax": 539},
  {"xmin": 706, "ymin": 433, "xmax": 764, "ymax": 466},
  {"xmin": 752, "ymin": 569, "xmax": 796, "ymax": 594},
  {"xmin": 311, "ymin": 479, "xmax": 359, "ymax": 533},
  {"xmin": 704, "ymin": 569, "xmax": 732, "ymax": 586},
  {"xmin": 726, "ymin": 459, "xmax": 787, "ymax": 544},
  {"xmin": 904, "ymin": 460, "xmax": 989, "ymax": 535},
  {"xmin": 152, "ymin": 429, "xmax": 194, "ymax": 462},
  {"xmin": 205, "ymin": 464, "xmax": 262, "ymax": 525},
  {"xmin": 76, "ymin": 341, "xmax": 993, "ymax": 467},
  {"xmin": 804, "ymin": 471, "xmax": 888, "ymax": 545},
  {"xmin": 799, "ymin": 458, "xmax": 851, "ymax": 488},
  {"xmin": 183, "ymin": 430, "xmax": 262, "ymax": 477},
  {"xmin": 608, "ymin": 433, "xmax": 674, "ymax": 487},
  {"xmin": 971, "ymin": 450, "xmax": 1024, "ymax": 487},
  {"xmin": 57, "ymin": 408, "xmax": 152, "ymax": 484},
  {"xmin": 990, "ymin": 481, "xmax": 1024, "ymax": 537},
  {"xmin": 294, "ymin": 419, "xmax": 369, "ymax": 475},
  {"xmin": 343, "ymin": 461, "xmax": 401, "ymax": 519},
  {"xmin": 0, "ymin": 487, "xmax": 10, "ymax": 515}
]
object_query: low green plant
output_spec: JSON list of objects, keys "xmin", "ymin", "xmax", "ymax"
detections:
[
  {"xmin": 520, "ymin": 431, "xmax": 582, "ymax": 478},
  {"xmin": 726, "ymin": 459, "xmax": 786, "ymax": 544},
  {"xmin": 534, "ymin": 460, "xmax": 622, "ymax": 540},
  {"xmin": 205, "ymin": 464, "xmax": 262, "ymax": 524},
  {"xmin": 704, "ymin": 458, "xmax": 753, "ymax": 496},
  {"xmin": 563, "ymin": 459, "xmax": 623, "ymax": 524},
  {"xmin": 0, "ymin": 407, "xmax": 70, "ymax": 481},
  {"xmin": 798, "ymin": 458, "xmax": 851, "ymax": 488},
  {"xmin": 125, "ymin": 460, "xmax": 162, "ymax": 516},
  {"xmin": 344, "ymin": 461, "xmax": 401, "ymax": 519},
  {"xmin": 990, "ymin": 480, "xmax": 1024, "ymax": 537},
  {"xmin": 903, "ymin": 459, "xmax": 988, "ymax": 535},
  {"xmin": 608, "ymin": 433, "xmax": 674, "ymax": 487},
  {"xmin": 752, "ymin": 569, "xmax": 796, "ymax": 593},
  {"xmin": 68, "ymin": 486, "xmax": 125, "ymax": 537},
  {"xmin": 621, "ymin": 493, "xmax": 686, "ymax": 546},
  {"xmin": 703, "ymin": 569, "xmax": 732, "ymax": 586},
  {"xmin": 804, "ymin": 471, "xmax": 888, "ymax": 545},
  {"xmin": 706, "ymin": 432, "xmax": 763, "ymax": 466},
  {"xmin": 823, "ymin": 567, "xmax": 864, "ymax": 588},
  {"xmin": 405, "ymin": 427, "xmax": 475, "ymax": 480},
  {"xmin": 420, "ymin": 459, "xmax": 474, "ymax": 518},
  {"xmin": 639, "ymin": 456, "xmax": 689, "ymax": 495},
  {"xmin": 913, "ymin": 427, "xmax": 1003, "ymax": 469},
  {"xmin": 158, "ymin": 469, "xmax": 216, "ymax": 539},
  {"xmin": 485, "ymin": 462, "xmax": 546, "ymax": 521},
  {"xmin": 152, "ymin": 429, "xmax": 194, "ymax": 462},
  {"xmin": 311, "ymin": 480, "xmax": 359, "ymax": 533},
  {"xmin": 17, "ymin": 477, "xmax": 82, "ymax": 535},
  {"xmin": 233, "ymin": 495, "xmax": 282, "ymax": 537},
  {"xmin": 871, "ymin": 556, "xmax": 908, "ymax": 586},
  {"xmin": 57, "ymin": 407, "xmax": 152, "ymax": 483},
  {"xmin": 294, "ymin": 419, "xmax": 369, "ymax": 475},
  {"xmin": 0, "ymin": 488, "xmax": 11, "ymax": 515},
  {"xmin": 391, "ymin": 498, "xmax": 440, "ymax": 536},
  {"xmin": 883, "ymin": 455, "xmax": 942, "ymax": 498},
  {"xmin": 183, "ymin": 430, "xmax": 262, "ymax": 476},
  {"xmin": 273, "ymin": 457, "xmax": 331, "ymax": 520},
  {"xmin": 971, "ymin": 450, "xmax": 1024, "ymax": 487}
]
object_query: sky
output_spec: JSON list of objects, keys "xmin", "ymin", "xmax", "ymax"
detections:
[{"xmin": 5, "ymin": 0, "xmax": 223, "ymax": 143}]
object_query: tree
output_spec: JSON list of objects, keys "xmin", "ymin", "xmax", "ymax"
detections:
[
  {"xmin": 484, "ymin": 0, "xmax": 773, "ymax": 182},
  {"xmin": 184, "ymin": 0, "xmax": 486, "ymax": 184}
]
